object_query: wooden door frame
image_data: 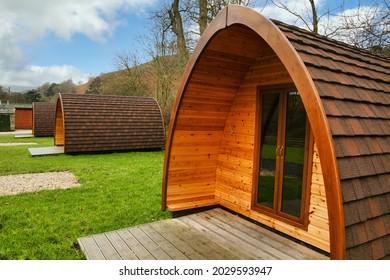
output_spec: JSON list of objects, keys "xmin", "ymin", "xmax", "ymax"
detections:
[{"xmin": 252, "ymin": 85, "xmax": 313, "ymax": 230}]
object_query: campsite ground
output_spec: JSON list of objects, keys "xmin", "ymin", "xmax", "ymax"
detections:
[{"xmin": 0, "ymin": 133, "xmax": 170, "ymax": 259}]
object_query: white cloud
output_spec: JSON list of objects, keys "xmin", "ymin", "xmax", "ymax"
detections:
[
  {"xmin": 255, "ymin": 0, "xmax": 326, "ymax": 29},
  {"xmin": 3, "ymin": 65, "xmax": 90, "ymax": 88},
  {"xmin": 0, "ymin": 0, "xmax": 157, "ymax": 87},
  {"xmin": 0, "ymin": 0, "xmax": 156, "ymax": 42}
]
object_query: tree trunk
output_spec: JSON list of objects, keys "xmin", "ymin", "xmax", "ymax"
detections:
[
  {"xmin": 198, "ymin": 0, "xmax": 208, "ymax": 35},
  {"xmin": 169, "ymin": 0, "xmax": 189, "ymax": 60},
  {"xmin": 309, "ymin": 0, "xmax": 318, "ymax": 34}
]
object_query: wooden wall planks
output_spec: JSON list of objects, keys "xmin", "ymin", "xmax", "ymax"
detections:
[{"xmin": 165, "ymin": 26, "xmax": 263, "ymax": 210}]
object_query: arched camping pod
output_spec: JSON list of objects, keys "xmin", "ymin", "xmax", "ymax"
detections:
[
  {"xmin": 55, "ymin": 93, "xmax": 165, "ymax": 154},
  {"xmin": 162, "ymin": 6, "xmax": 390, "ymax": 260},
  {"xmin": 32, "ymin": 102, "xmax": 56, "ymax": 137}
]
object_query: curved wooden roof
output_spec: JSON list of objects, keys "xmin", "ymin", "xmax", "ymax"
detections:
[
  {"xmin": 55, "ymin": 93, "xmax": 165, "ymax": 153},
  {"xmin": 162, "ymin": 5, "xmax": 390, "ymax": 259},
  {"xmin": 32, "ymin": 102, "xmax": 56, "ymax": 137}
]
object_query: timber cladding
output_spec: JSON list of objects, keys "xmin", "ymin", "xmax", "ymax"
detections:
[
  {"xmin": 55, "ymin": 93, "xmax": 165, "ymax": 154},
  {"xmin": 32, "ymin": 102, "xmax": 56, "ymax": 137},
  {"xmin": 162, "ymin": 6, "xmax": 390, "ymax": 260}
]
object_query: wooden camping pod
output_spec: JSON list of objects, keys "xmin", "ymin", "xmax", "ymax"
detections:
[
  {"xmin": 32, "ymin": 102, "xmax": 56, "ymax": 137},
  {"xmin": 55, "ymin": 93, "xmax": 165, "ymax": 154},
  {"xmin": 162, "ymin": 6, "xmax": 390, "ymax": 260}
]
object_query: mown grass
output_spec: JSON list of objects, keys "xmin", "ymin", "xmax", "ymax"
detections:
[{"xmin": 0, "ymin": 135, "xmax": 171, "ymax": 259}]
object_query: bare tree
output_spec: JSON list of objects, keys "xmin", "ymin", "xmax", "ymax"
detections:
[
  {"xmin": 309, "ymin": 0, "xmax": 318, "ymax": 33},
  {"xmin": 198, "ymin": 0, "xmax": 208, "ymax": 35},
  {"xmin": 153, "ymin": 0, "xmax": 258, "ymax": 58},
  {"xmin": 333, "ymin": 0, "xmax": 389, "ymax": 56},
  {"xmin": 259, "ymin": 0, "xmax": 389, "ymax": 56},
  {"xmin": 188, "ymin": 0, "xmax": 258, "ymax": 35},
  {"xmin": 262, "ymin": 0, "xmax": 344, "ymax": 34},
  {"xmin": 169, "ymin": 0, "xmax": 190, "ymax": 60},
  {"xmin": 113, "ymin": 51, "xmax": 150, "ymax": 96}
]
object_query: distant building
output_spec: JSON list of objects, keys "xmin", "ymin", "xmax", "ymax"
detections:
[{"xmin": 0, "ymin": 101, "xmax": 15, "ymax": 132}]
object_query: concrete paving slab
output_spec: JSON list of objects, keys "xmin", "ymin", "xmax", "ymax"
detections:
[{"xmin": 28, "ymin": 146, "xmax": 64, "ymax": 156}]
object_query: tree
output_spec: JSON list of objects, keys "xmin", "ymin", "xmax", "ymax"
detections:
[
  {"xmin": 0, "ymin": 87, "xmax": 8, "ymax": 102},
  {"xmin": 113, "ymin": 51, "xmax": 150, "ymax": 96},
  {"xmin": 333, "ymin": 0, "xmax": 389, "ymax": 57},
  {"xmin": 152, "ymin": 0, "xmax": 257, "ymax": 61},
  {"xmin": 259, "ymin": 0, "xmax": 389, "ymax": 56},
  {"xmin": 191, "ymin": 0, "xmax": 257, "ymax": 35},
  {"xmin": 169, "ymin": 0, "xmax": 190, "ymax": 60},
  {"xmin": 260, "ymin": 0, "xmax": 342, "ymax": 34},
  {"xmin": 24, "ymin": 89, "xmax": 41, "ymax": 103},
  {"xmin": 36, "ymin": 79, "xmax": 77, "ymax": 101},
  {"xmin": 86, "ymin": 76, "xmax": 103, "ymax": 95}
]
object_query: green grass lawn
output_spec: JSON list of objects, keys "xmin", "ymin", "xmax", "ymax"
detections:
[{"xmin": 0, "ymin": 135, "xmax": 171, "ymax": 260}]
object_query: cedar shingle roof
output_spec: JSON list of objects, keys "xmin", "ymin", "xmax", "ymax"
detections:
[
  {"xmin": 274, "ymin": 20, "xmax": 390, "ymax": 259},
  {"xmin": 56, "ymin": 93, "xmax": 165, "ymax": 154}
]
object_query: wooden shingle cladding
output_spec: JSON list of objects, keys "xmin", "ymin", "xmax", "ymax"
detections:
[
  {"xmin": 32, "ymin": 102, "xmax": 56, "ymax": 137},
  {"xmin": 275, "ymin": 21, "xmax": 390, "ymax": 259},
  {"xmin": 162, "ymin": 6, "xmax": 389, "ymax": 259},
  {"xmin": 55, "ymin": 93, "xmax": 165, "ymax": 154}
]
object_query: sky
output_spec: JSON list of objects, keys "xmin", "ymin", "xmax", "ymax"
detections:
[{"xmin": 0, "ymin": 0, "xmax": 380, "ymax": 91}]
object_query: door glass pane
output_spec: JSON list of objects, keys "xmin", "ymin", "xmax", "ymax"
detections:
[
  {"xmin": 280, "ymin": 91, "xmax": 307, "ymax": 218},
  {"xmin": 257, "ymin": 94, "xmax": 279, "ymax": 209}
]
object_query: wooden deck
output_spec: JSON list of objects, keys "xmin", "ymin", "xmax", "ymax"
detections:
[{"xmin": 78, "ymin": 208, "xmax": 329, "ymax": 260}]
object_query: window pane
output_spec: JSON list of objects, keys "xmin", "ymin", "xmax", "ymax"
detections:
[
  {"xmin": 280, "ymin": 91, "xmax": 306, "ymax": 218},
  {"xmin": 257, "ymin": 94, "xmax": 279, "ymax": 209}
]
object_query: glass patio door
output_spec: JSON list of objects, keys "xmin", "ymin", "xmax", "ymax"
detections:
[{"xmin": 254, "ymin": 87, "xmax": 311, "ymax": 226}]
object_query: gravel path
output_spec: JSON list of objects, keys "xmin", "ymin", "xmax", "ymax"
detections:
[{"xmin": 0, "ymin": 171, "xmax": 80, "ymax": 197}]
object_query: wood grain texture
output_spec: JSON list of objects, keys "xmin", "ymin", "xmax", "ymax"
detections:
[{"xmin": 78, "ymin": 208, "xmax": 328, "ymax": 260}]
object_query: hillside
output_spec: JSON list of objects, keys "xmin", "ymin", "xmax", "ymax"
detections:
[
  {"xmin": 75, "ymin": 56, "xmax": 185, "ymax": 128},
  {"xmin": 74, "ymin": 82, "xmax": 89, "ymax": 94},
  {"xmin": 75, "ymin": 56, "xmax": 183, "ymax": 100}
]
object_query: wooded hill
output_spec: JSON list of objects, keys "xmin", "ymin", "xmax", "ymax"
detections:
[{"xmin": 75, "ymin": 55, "xmax": 185, "ymax": 128}]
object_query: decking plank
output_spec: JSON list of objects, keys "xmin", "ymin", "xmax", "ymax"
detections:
[
  {"xmin": 213, "ymin": 208, "xmax": 328, "ymax": 260},
  {"xmin": 128, "ymin": 226, "xmax": 171, "ymax": 259},
  {"xmin": 168, "ymin": 218, "xmax": 233, "ymax": 259},
  {"xmin": 149, "ymin": 219, "xmax": 207, "ymax": 260},
  {"xmin": 189, "ymin": 213, "xmax": 287, "ymax": 259},
  {"xmin": 178, "ymin": 215, "xmax": 256, "ymax": 259},
  {"xmin": 197, "ymin": 210, "xmax": 296, "ymax": 259},
  {"xmin": 210, "ymin": 209, "xmax": 308, "ymax": 259},
  {"xmin": 115, "ymin": 228, "xmax": 154, "ymax": 260},
  {"xmin": 138, "ymin": 223, "xmax": 190, "ymax": 260},
  {"xmin": 77, "ymin": 236, "xmax": 105, "ymax": 260},
  {"xmin": 104, "ymin": 231, "xmax": 138, "ymax": 260},
  {"xmin": 92, "ymin": 234, "xmax": 122, "ymax": 260},
  {"xmin": 78, "ymin": 208, "xmax": 329, "ymax": 260}
]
